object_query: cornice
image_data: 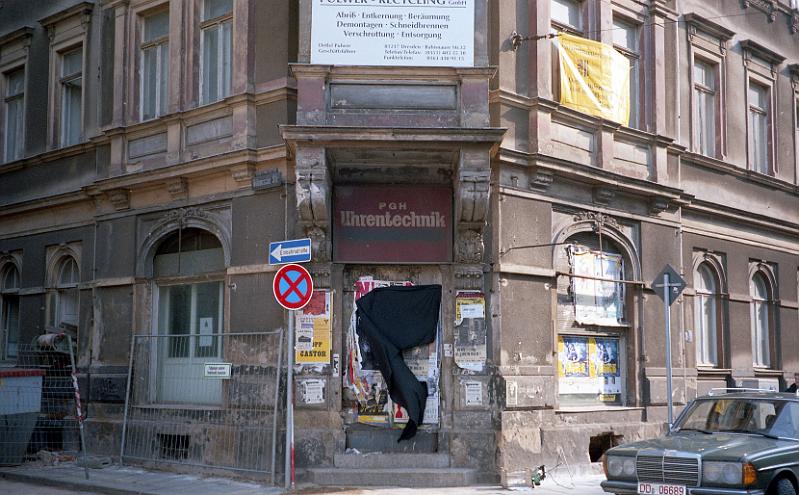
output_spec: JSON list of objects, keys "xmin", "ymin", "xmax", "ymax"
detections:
[
  {"xmin": 289, "ymin": 63, "xmax": 498, "ymax": 80},
  {"xmin": 740, "ymin": 39, "xmax": 787, "ymax": 65},
  {"xmin": 39, "ymin": 2, "xmax": 94, "ymax": 29},
  {"xmin": 0, "ymin": 26, "xmax": 34, "ymax": 47},
  {"xmin": 681, "ymin": 152, "xmax": 798, "ymax": 195},
  {"xmin": 683, "ymin": 13, "xmax": 735, "ymax": 41}
]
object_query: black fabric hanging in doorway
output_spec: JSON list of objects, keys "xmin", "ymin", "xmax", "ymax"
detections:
[{"xmin": 355, "ymin": 284, "xmax": 441, "ymax": 441}]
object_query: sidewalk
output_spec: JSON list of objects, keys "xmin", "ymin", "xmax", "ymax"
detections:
[{"xmin": 0, "ymin": 462, "xmax": 607, "ymax": 495}]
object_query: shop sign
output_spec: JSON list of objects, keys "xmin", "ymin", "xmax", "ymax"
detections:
[
  {"xmin": 310, "ymin": 0, "xmax": 474, "ymax": 67},
  {"xmin": 333, "ymin": 186, "xmax": 452, "ymax": 263}
]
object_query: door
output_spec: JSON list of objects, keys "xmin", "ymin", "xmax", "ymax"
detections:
[
  {"xmin": 157, "ymin": 281, "xmax": 223, "ymax": 405},
  {"xmin": 341, "ymin": 265, "xmax": 444, "ymax": 452}
]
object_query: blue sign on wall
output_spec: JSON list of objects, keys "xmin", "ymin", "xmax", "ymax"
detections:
[{"xmin": 269, "ymin": 238, "xmax": 312, "ymax": 265}]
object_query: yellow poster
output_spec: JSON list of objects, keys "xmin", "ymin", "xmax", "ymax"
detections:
[
  {"xmin": 295, "ymin": 290, "xmax": 332, "ymax": 365},
  {"xmin": 557, "ymin": 33, "xmax": 630, "ymax": 126}
]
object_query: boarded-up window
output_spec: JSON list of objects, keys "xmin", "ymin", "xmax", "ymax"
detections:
[{"xmin": 568, "ymin": 246, "xmax": 624, "ymax": 326}]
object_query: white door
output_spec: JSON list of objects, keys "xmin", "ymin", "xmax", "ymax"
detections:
[{"xmin": 157, "ymin": 281, "xmax": 223, "ymax": 405}]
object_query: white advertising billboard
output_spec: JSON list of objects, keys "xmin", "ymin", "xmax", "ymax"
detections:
[{"xmin": 310, "ymin": 0, "xmax": 474, "ymax": 67}]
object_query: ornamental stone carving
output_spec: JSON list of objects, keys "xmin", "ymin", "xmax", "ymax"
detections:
[
  {"xmin": 456, "ymin": 229, "xmax": 484, "ymax": 264},
  {"xmin": 295, "ymin": 146, "xmax": 332, "ymax": 262}
]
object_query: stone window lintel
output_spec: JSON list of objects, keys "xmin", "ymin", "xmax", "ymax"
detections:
[{"xmin": 39, "ymin": 2, "xmax": 94, "ymax": 33}]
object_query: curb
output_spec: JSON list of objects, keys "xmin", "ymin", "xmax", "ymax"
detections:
[{"xmin": 0, "ymin": 469, "xmax": 156, "ymax": 495}]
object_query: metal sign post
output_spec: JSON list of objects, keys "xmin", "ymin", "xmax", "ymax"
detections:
[
  {"xmin": 652, "ymin": 264, "xmax": 686, "ymax": 430},
  {"xmin": 285, "ymin": 312, "xmax": 295, "ymax": 490},
  {"xmin": 272, "ymin": 263, "xmax": 314, "ymax": 490}
]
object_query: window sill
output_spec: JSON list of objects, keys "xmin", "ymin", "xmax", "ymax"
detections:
[
  {"xmin": 556, "ymin": 406, "xmax": 643, "ymax": 413},
  {"xmin": 753, "ymin": 368, "xmax": 784, "ymax": 377},
  {"xmin": 697, "ymin": 367, "xmax": 731, "ymax": 377}
]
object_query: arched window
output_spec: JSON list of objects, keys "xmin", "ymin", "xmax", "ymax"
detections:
[
  {"xmin": 1, "ymin": 262, "xmax": 21, "ymax": 360},
  {"xmin": 48, "ymin": 256, "xmax": 79, "ymax": 334},
  {"xmin": 153, "ymin": 228, "xmax": 224, "ymax": 405},
  {"xmin": 556, "ymin": 228, "xmax": 635, "ymax": 408},
  {"xmin": 694, "ymin": 263, "xmax": 720, "ymax": 367},
  {"xmin": 750, "ymin": 271, "xmax": 774, "ymax": 368}
]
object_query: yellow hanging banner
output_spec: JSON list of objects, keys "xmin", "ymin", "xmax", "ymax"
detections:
[{"xmin": 557, "ymin": 33, "xmax": 630, "ymax": 126}]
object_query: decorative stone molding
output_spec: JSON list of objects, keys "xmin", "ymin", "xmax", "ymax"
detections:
[
  {"xmin": 107, "ymin": 189, "xmax": 130, "ymax": 211},
  {"xmin": 792, "ymin": 11, "xmax": 799, "ymax": 35},
  {"xmin": 306, "ymin": 226, "xmax": 330, "ymax": 263},
  {"xmin": 649, "ymin": 197, "xmax": 670, "ymax": 215},
  {"xmin": 456, "ymin": 169, "xmax": 491, "ymax": 229},
  {"xmin": 456, "ymin": 229, "xmax": 484, "ymax": 264},
  {"xmin": 45, "ymin": 243, "xmax": 82, "ymax": 288},
  {"xmin": 573, "ymin": 211, "xmax": 621, "ymax": 231},
  {"xmin": 167, "ymin": 178, "xmax": 188, "ymax": 202},
  {"xmin": 136, "ymin": 206, "xmax": 232, "ymax": 278},
  {"xmin": 231, "ymin": 164, "xmax": 255, "ymax": 185},
  {"xmin": 529, "ymin": 169, "xmax": 554, "ymax": 191},
  {"xmin": 454, "ymin": 265, "xmax": 484, "ymax": 290},
  {"xmin": 592, "ymin": 186, "xmax": 615, "ymax": 206},
  {"xmin": 741, "ymin": 39, "xmax": 786, "ymax": 78},
  {"xmin": 295, "ymin": 146, "xmax": 331, "ymax": 262},
  {"xmin": 789, "ymin": 64, "xmax": 799, "ymax": 89},
  {"xmin": 742, "ymin": 0, "xmax": 777, "ymax": 23},
  {"xmin": 684, "ymin": 13, "xmax": 734, "ymax": 55}
]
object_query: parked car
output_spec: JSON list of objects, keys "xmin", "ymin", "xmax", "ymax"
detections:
[{"xmin": 601, "ymin": 389, "xmax": 799, "ymax": 495}]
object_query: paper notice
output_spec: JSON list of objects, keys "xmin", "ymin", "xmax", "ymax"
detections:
[
  {"xmin": 464, "ymin": 381, "xmax": 483, "ymax": 406},
  {"xmin": 301, "ymin": 379, "xmax": 325, "ymax": 405}
]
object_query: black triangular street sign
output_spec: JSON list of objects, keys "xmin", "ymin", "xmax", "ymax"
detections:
[{"xmin": 651, "ymin": 264, "xmax": 686, "ymax": 306}]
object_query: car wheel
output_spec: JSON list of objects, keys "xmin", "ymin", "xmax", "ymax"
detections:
[{"xmin": 769, "ymin": 478, "xmax": 797, "ymax": 495}]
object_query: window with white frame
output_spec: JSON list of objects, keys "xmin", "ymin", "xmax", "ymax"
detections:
[
  {"xmin": 200, "ymin": 0, "xmax": 233, "ymax": 105},
  {"xmin": 613, "ymin": 18, "xmax": 640, "ymax": 129},
  {"xmin": 1, "ymin": 262, "xmax": 21, "ymax": 361},
  {"xmin": 141, "ymin": 10, "xmax": 169, "ymax": 121},
  {"xmin": 48, "ymin": 256, "xmax": 79, "ymax": 333},
  {"xmin": 59, "ymin": 47, "xmax": 83, "ymax": 147},
  {"xmin": 3, "ymin": 68, "xmax": 24, "ymax": 162},
  {"xmin": 749, "ymin": 81, "xmax": 771, "ymax": 175},
  {"xmin": 551, "ymin": 0, "xmax": 583, "ymax": 33},
  {"xmin": 694, "ymin": 263, "xmax": 720, "ymax": 367},
  {"xmin": 693, "ymin": 59, "xmax": 719, "ymax": 158},
  {"xmin": 750, "ymin": 271, "xmax": 774, "ymax": 368}
]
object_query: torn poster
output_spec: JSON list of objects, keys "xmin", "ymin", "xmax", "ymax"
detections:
[
  {"xmin": 454, "ymin": 291, "xmax": 486, "ymax": 372},
  {"xmin": 568, "ymin": 245, "xmax": 624, "ymax": 326},
  {"xmin": 295, "ymin": 290, "xmax": 332, "ymax": 365},
  {"xmin": 300, "ymin": 378, "xmax": 325, "ymax": 404}
]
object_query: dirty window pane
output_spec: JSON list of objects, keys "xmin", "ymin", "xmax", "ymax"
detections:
[
  {"xmin": 551, "ymin": 0, "xmax": 581, "ymax": 30},
  {"xmin": 62, "ymin": 48, "xmax": 82, "ymax": 77},
  {"xmin": 142, "ymin": 46, "xmax": 158, "ymax": 120},
  {"xmin": 166, "ymin": 285, "xmax": 191, "ymax": 358},
  {"xmin": 58, "ymin": 258, "xmax": 79, "ymax": 286},
  {"xmin": 201, "ymin": 26, "xmax": 219, "ymax": 104},
  {"xmin": 194, "ymin": 282, "xmax": 221, "ymax": 357},
  {"xmin": 2, "ymin": 295, "xmax": 20, "ymax": 359},
  {"xmin": 61, "ymin": 76, "xmax": 82, "ymax": 146},
  {"xmin": 2, "ymin": 264, "xmax": 19, "ymax": 290},
  {"xmin": 204, "ymin": 0, "xmax": 232, "ymax": 21},
  {"xmin": 143, "ymin": 10, "xmax": 169, "ymax": 43}
]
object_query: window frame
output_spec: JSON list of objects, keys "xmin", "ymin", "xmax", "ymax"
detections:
[
  {"xmin": 748, "ymin": 263, "xmax": 778, "ymax": 370},
  {"xmin": 3, "ymin": 67, "xmax": 25, "ymax": 163},
  {"xmin": 692, "ymin": 57, "xmax": 721, "ymax": 158},
  {"xmin": 0, "ymin": 259, "xmax": 21, "ymax": 362},
  {"xmin": 693, "ymin": 260, "xmax": 725, "ymax": 368},
  {"xmin": 41, "ymin": 4, "xmax": 92, "ymax": 151},
  {"xmin": 550, "ymin": 0, "xmax": 585, "ymax": 36},
  {"xmin": 612, "ymin": 16, "xmax": 642, "ymax": 130},
  {"xmin": 685, "ymin": 14, "xmax": 732, "ymax": 160},
  {"xmin": 741, "ymin": 40, "xmax": 785, "ymax": 177},
  {"xmin": 139, "ymin": 8, "xmax": 170, "ymax": 121},
  {"xmin": 58, "ymin": 46, "xmax": 84, "ymax": 147},
  {"xmin": 199, "ymin": 0, "xmax": 233, "ymax": 106}
]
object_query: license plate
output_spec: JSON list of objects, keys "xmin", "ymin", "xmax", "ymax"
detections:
[{"xmin": 638, "ymin": 482, "xmax": 686, "ymax": 495}]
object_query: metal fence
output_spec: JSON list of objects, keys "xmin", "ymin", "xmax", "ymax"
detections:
[
  {"xmin": 121, "ymin": 331, "xmax": 285, "ymax": 481},
  {"xmin": 0, "ymin": 335, "xmax": 88, "ymax": 477}
]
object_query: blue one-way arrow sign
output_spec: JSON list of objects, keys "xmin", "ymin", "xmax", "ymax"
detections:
[{"xmin": 269, "ymin": 238, "xmax": 312, "ymax": 265}]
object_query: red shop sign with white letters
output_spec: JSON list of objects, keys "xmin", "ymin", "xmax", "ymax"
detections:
[{"xmin": 333, "ymin": 185, "xmax": 453, "ymax": 263}]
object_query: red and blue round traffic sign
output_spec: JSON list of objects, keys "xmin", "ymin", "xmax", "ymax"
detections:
[{"xmin": 273, "ymin": 264, "xmax": 314, "ymax": 310}]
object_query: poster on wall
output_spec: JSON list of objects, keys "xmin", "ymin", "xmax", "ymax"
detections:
[
  {"xmin": 295, "ymin": 290, "xmax": 332, "ymax": 365},
  {"xmin": 345, "ymin": 276, "xmax": 441, "ymax": 426},
  {"xmin": 310, "ymin": 0, "xmax": 474, "ymax": 67},
  {"xmin": 454, "ymin": 291, "xmax": 486, "ymax": 372},
  {"xmin": 568, "ymin": 246, "xmax": 624, "ymax": 326},
  {"xmin": 558, "ymin": 335, "xmax": 622, "ymax": 400}
]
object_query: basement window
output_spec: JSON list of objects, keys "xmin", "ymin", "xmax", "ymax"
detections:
[
  {"xmin": 157, "ymin": 433, "xmax": 190, "ymax": 460},
  {"xmin": 589, "ymin": 432, "xmax": 624, "ymax": 462}
]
